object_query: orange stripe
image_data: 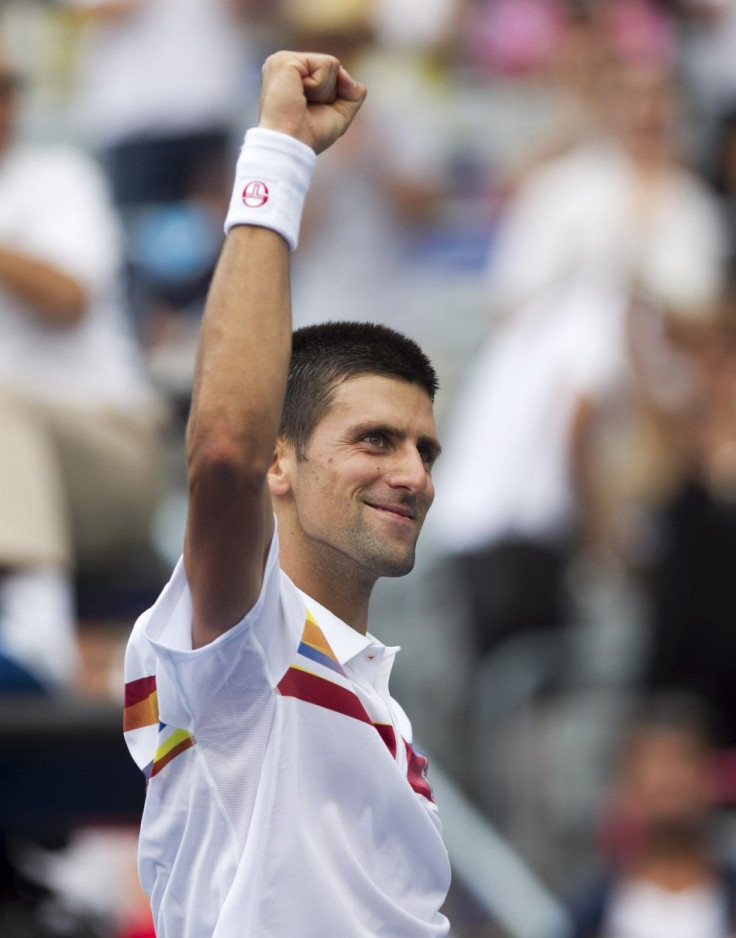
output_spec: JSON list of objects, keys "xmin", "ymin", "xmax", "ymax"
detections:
[
  {"xmin": 302, "ymin": 616, "xmax": 337, "ymax": 661},
  {"xmin": 123, "ymin": 691, "xmax": 159, "ymax": 732}
]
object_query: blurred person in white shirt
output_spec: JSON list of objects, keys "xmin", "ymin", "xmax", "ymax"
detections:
[
  {"xmin": 0, "ymin": 52, "xmax": 163, "ymax": 693},
  {"xmin": 433, "ymin": 42, "xmax": 726, "ymax": 646}
]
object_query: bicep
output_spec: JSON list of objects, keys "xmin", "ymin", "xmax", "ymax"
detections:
[{"xmin": 185, "ymin": 469, "xmax": 274, "ymax": 649}]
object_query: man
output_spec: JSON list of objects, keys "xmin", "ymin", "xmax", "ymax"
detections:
[
  {"xmin": 0, "ymin": 51, "xmax": 161, "ymax": 692},
  {"xmin": 124, "ymin": 52, "xmax": 451, "ymax": 936}
]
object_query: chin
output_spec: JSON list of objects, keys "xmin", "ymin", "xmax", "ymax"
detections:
[
  {"xmin": 373, "ymin": 549, "xmax": 417, "ymax": 579},
  {"xmin": 344, "ymin": 525, "xmax": 419, "ymax": 578}
]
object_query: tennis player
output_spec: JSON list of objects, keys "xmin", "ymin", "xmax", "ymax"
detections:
[{"xmin": 124, "ymin": 51, "xmax": 451, "ymax": 936}]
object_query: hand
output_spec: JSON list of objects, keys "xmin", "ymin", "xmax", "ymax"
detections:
[{"xmin": 258, "ymin": 51, "xmax": 367, "ymax": 154}]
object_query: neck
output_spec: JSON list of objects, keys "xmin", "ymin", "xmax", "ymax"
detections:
[
  {"xmin": 627, "ymin": 823, "xmax": 713, "ymax": 891},
  {"xmin": 629, "ymin": 850, "xmax": 713, "ymax": 893},
  {"xmin": 278, "ymin": 528, "xmax": 374, "ymax": 634}
]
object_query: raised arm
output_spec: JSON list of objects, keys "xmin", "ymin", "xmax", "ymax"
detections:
[{"xmin": 184, "ymin": 52, "xmax": 366, "ymax": 648}]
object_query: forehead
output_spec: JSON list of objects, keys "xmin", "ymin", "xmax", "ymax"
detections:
[{"xmin": 319, "ymin": 373, "xmax": 437, "ymax": 434}]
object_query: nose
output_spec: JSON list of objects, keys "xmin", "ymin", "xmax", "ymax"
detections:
[{"xmin": 385, "ymin": 444, "xmax": 432, "ymax": 496}]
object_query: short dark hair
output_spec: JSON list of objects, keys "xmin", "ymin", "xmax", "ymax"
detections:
[{"xmin": 279, "ymin": 321, "xmax": 439, "ymax": 458}]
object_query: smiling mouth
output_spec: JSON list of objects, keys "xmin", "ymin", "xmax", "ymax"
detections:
[{"xmin": 366, "ymin": 502, "xmax": 417, "ymax": 521}]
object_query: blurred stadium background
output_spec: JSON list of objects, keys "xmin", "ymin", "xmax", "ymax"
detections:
[{"xmin": 4, "ymin": 1, "xmax": 736, "ymax": 935}]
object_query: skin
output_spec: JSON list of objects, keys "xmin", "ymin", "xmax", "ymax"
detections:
[
  {"xmin": 0, "ymin": 57, "xmax": 87, "ymax": 325},
  {"xmin": 613, "ymin": 728, "xmax": 716, "ymax": 892},
  {"xmin": 270, "ymin": 374, "xmax": 441, "ymax": 633},
  {"xmin": 185, "ymin": 52, "xmax": 368, "ymax": 648}
]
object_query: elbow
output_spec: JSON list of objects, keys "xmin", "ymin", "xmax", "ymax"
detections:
[
  {"xmin": 187, "ymin": 430, "xmax": 271, "ymax": 495},
  {"xmin": 57, "ymin": 286, "xmax": 88, "ymax": 326},
  {"xmin": 47, "ymin": 280, "xmax": 89, "ymax": 327}
]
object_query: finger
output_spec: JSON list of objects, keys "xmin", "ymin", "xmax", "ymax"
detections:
[{"xmin": 302, "ymin": 57, "xmax": 341, "ymax": 105}]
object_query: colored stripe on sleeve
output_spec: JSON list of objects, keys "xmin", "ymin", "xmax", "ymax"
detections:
[
  {"xmin": 150, "ymin": 728, "xmax": 196, "ymax": 779},
  {"xmin": 125, "ymin": 674, "xmax": 157, "ymax": 707},
  {"xmin": 124, "ymin": 675, "xmax": 159, "ymax": 732}
]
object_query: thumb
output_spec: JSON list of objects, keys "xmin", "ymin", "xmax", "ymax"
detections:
[
  {"xmin": 332, "ymin": 67, "xmax": 367, "ymax": 129},
  {"xmin": 336, "ymin": 66, "xmax": 367, "ymax": 104}
]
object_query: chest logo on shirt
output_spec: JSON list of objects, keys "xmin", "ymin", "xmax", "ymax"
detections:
[{"xmin": 277, "ymin": 612, "xmax": 434, "ymax": 802}]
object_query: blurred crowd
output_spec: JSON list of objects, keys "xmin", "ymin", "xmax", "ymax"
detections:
[{"xmin": 5, "ymin": 0, "xmax": 736, "ymax": 935}]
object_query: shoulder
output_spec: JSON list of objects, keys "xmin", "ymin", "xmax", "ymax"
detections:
[{"xmin": 135, "ymin": 531, "xmax": 305, "ymax": 680}]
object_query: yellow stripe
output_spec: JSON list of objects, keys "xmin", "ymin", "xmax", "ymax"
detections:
[
  {"xmin": 154, "ymin": 728, "xmax": 194, "ymax": 763},
  {"xmin": 288, "ymin": 662, "xmax": 319, "ymax": 677},
  {"xmin": 302, "ymin": 614, "xmax": 338, "ymax": 661}
]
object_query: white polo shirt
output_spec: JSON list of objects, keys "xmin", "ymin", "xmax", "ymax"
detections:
[{"xmin": 124, "ymin": 528, "xmax": 451, "ymax": 937}]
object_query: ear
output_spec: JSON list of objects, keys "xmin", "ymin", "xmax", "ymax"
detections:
[{"xmin": 267, "ymin": 437, "xmax": 295, "ymax": 498}]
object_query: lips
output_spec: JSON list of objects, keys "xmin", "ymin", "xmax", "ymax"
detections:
[{"xmin": 365, "ymin": 502, "xmax": 416, "ymax": 520}]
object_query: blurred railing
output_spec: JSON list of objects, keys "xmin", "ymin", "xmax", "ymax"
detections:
[{"xmin": 428, "ymin": 750, "xmax": 570, "ymax": 938}]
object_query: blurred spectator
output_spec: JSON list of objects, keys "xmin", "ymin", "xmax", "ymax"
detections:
[
  {"xmin": 641, "ymin": 287, "xmax": 736, "ymax": 749},
  {"xmin": 561, "ymin": 694, "xmax": 736, "ymax": 938},
  {"xmin": 373, "ymin": 0, "xmax": 460, "ymax": 50},
  {"xmin": 58, "ymin": 0, "xmax": 257, "ymax": 346},
  {"xmin": 489, "ymin": 53, "xmax": 722, "ymax": 318},
  {"xmin": 59, "ymin": 0, "xmax": 253, "ymax": 210},
  {"xmin": 0, "ymin": 50, "xmax": 163, "ymax": 693},
  {"xmin": 433, "ymin": 276, "xmax": 625, "ymax": 656},
  {"xmin": 433, "ymin": 43, "xmax": 725, "ymax": 653},
  {"xmin": 429, "ymin": 37, "xmax": 726, "ymax": 834},
  {"xmin": 464, "ymin": 0, "xmax": 568, "ymax": 80},
  {"xmin": 284, "ymin": 9, "xmax": 449, "ymax": 336}
]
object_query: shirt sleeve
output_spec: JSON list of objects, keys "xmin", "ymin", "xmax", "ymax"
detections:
[{"xmin": 139, "ymin": 524, "xmax": 304, "ymax": 729}]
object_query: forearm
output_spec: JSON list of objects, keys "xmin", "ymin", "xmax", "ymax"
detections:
[
  {"xmin": 186, "ymin": 226, "xmax": 291, "ymax": 479},
  {"xmin": 0, "ymin": 247, "xmax": 87, "ymax": 326}
]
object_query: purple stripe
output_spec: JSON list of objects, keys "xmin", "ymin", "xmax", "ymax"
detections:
[{"xmin": 298, "ymin": 641, "xmax": 344, "ymax": 675}]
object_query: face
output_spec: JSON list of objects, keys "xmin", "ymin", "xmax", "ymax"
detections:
[
  {"xmin": 621, "ymin": 729, "xmax": 711, "ymax": 827},
  {"xmin": 604, "ymin": 62, "xmax": 677, "ymax": 161},
  {"xmin": 271, "ymin": 374, "xmax": 440, "ymax": 582}
]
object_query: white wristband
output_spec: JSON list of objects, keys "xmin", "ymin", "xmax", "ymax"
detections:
[{"xmin": 224, "ymin": 127, "xmax": 316, "ymax": 251}]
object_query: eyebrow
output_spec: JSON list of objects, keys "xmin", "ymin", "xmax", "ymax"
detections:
[{"xmin": 350, "ymin": 422, "xmax": 442, "ymax": 462}]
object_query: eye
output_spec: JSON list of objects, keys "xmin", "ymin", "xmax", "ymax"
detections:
[
  {"xmin": 361, "ymin": 432, "xmax": 386, "ymax": 448},
  {"xmin": 418, "ymin": 446, "xmax": 435, "ymax": 469}
]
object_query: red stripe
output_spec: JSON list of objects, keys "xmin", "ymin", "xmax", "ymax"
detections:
[
  {"xmin": 150, "ymin": 736, "xmax": 195, "ymax": 778},
  {"xmin": 278, "ymin": 668, "xmax": 372, "ymax": 725},
  {"xmin": 405, "ymin": 740, "xmax": 434, "ymax": 802},
  {"xmin": 125, "ymin": 675, "xmax": 157, "ymax": 708},
  {"xmin": 374, "ymin": 722, "xmax": 397, "ymax": 760}
]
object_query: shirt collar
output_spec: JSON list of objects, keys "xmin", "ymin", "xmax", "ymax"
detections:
[{"xmin": 295, "ymin": 588, "xmax": 399, "ymax": 667}]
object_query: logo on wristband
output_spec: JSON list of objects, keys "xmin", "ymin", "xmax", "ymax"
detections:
[{"xmin": 242, "ymin": 181, "xmax": 269, "ymax": 208}]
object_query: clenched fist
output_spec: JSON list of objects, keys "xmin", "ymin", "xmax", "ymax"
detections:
[{"xmin": 258, "ymin": 51, "xmax": 367, "ymax": 154}]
